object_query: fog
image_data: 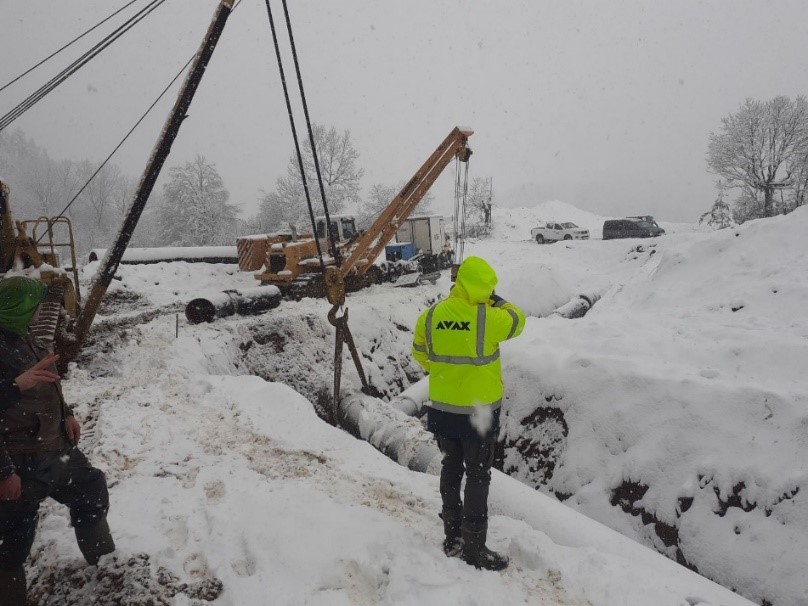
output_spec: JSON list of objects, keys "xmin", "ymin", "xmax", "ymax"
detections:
[{"xmin": 3, "ymin": 0, "xmax": 808, "ymax": 222}]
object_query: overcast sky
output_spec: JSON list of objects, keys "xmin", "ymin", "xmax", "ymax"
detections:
[{"xmin": 3, "ymin": 0, "xmax": 808, "ymax": 223}]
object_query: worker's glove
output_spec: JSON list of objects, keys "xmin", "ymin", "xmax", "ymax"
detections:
[{"xmin": 489, "ymin": 293, "xmax": 504, "ymax": 305}]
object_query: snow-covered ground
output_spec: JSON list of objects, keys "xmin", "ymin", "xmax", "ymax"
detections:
[
  {"xmin": 27, "ymin": 203, "xmax": 807, "ymax": 604},
  {"xmin": 485, "ymin": 205, "xmax": 808, "ymax": 605}
]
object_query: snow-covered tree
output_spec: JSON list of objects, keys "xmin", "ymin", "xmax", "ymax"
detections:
[
  {"xmin": 355, "ymin": 183, "xmax": 435, "ymax": 230},
  {"xmin": 254, "ymin": 189, "xmax": 303, "ymax": 234},
  {"xmin": 157, "ymin": 155, "xmax": 239, "ymax": 246},
  {"xmin": 0, "ymin": 129, "xmax": 135, "ymax": 253},
  {"xmin": 707, "ymin": 96, "xmax": 808, "ymax": 221},
  {"xmin": 464, "ymin": 176, "xmax": 494, "ymax": 237},
  {"xmin": 786, "ymin": 147, "xmax": 808, "ymax": 213},
  {"xmin": 257, "ymin": 124, "xmax": 363, "ymax": 231},
  {"xmin": 700, "ymin": 185, "xmax": 735, "ymax": 229}
]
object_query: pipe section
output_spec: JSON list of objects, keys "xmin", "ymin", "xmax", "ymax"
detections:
[
  {"xmin": 337, "ymin": 391, "xmax": 442, "ymax": 474},
  {"xmin": 185, "ymin": 285, "xmax": 281, "ymax": 324},
  {"xmin": 551, "ymin": 292, "xmax": 602, "ymax": 319}
]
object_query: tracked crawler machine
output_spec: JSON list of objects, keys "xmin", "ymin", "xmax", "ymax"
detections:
[
  {"xmin": 0, "ymin": 0, "xmax": 237, "ymax": 367},
  {"xmin": 0, "ymin": 179, "xmax": 82, "ymax": 352},
  {"xmin": 240, "ymin": 127, "xmax": 473, "ymax": 299}
]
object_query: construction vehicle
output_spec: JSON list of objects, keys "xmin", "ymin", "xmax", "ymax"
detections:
[
  {"xmin": 0, "ymin": 0, "xmax": 237, "ymax": 366},
  {"xmin": 0, "ymin": 179, "xmax": 82, "ymax": 350},
  {"xmin": 388, "ymin": 215, "xmax": 453, "ymax": 273},
  {"xmin": 241, "ymin": 126, "xmax": 473, "ymax": 299}
]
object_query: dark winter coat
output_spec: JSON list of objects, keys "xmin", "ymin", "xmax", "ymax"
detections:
[{"xmin": 0, "ymin": 328, "xmax": 73, "ymax": 479}]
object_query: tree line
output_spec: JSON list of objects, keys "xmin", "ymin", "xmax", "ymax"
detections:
[
  {"xmin": 704, "ymin": 95, "xmax": 808, "ymax": 227},
  {"xmin": 0, "ymin": 124, "xmax": 454, "ymax": 259}
]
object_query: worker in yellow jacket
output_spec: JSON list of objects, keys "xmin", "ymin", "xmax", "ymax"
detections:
[{"xmin": 412, "ymin": 256, "xmax": 525, "ymax": 571}]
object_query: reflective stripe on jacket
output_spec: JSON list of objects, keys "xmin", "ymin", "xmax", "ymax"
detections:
[{"xmin": 411, "ymin": 256, "xmax": 525, "ymax": 413}]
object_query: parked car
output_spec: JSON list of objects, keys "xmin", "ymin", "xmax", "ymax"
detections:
[
  {"xmin": 531, "ymin": 221, "xmax": 590, "ymax": 244},
  {"xmin": 602, "ymin": 218, "xmax": 665, "ymax": 240},
  {"xmin": 627, "ymin": 215, "xmax": 661, "ymax": 227}
]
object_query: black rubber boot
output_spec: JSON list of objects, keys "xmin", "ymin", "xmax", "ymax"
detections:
[
  {"xmin": 0, "ymin": 567, "xmax": 27, "ymax": 606},
  {"xmin": 441, "ymin": 509, "xmax": 463, "ymax": 557},
  {"xmin": 461, "ymin": 526, "xmax": 509, "ymax": 571},
  {"xmin": 75, "ymin": 518, "xmax": 115, "ymax": 566}
]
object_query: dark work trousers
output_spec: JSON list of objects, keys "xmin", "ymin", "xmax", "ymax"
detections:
[
  {"xmin": 0, "ymin": 447, "xmax": 109, "ymax": 569},
  {"xmin": 437, "ymin": 436, "xmax": 496, "ymax": 532}
]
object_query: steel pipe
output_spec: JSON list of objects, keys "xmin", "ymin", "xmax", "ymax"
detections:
[{"xmin": 185, "ymin": 285, "xmax": 281, "ymax": 324}]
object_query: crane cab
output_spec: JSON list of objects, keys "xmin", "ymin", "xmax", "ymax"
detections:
[{"xmin": 315, "ymin": 215, "xmax": 358, "ymax": 243}]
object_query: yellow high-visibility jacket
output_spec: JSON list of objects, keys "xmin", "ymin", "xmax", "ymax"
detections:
[{"xmin": 412, "ymin": 256, "xmax": 525, "ymax": 413}]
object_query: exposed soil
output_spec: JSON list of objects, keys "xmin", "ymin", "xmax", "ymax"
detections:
[{"xmin": 27, "ymin": 553, "xmax": 222, "ymax": 606}]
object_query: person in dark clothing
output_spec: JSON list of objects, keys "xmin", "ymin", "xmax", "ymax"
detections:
[
  {"xmin": 0, "ymin": 277, "xmax": 115, "ymax": 605},
  {"xmin": 412, "ymin": 257, "xmax": 525, "ymax": 571}
]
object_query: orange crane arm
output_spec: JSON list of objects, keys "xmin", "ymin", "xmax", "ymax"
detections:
[{"xmin": 340, "ymin": 126, "xmax": 473, "ymax": 277}]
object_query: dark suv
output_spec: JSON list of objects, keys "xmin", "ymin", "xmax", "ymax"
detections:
[{"xmin": 602, "ymin": 218, "xmax": 665, "ymax": 240}]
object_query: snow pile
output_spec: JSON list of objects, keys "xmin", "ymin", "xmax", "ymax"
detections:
[
  {"xmin": 492, "ymin": 200, "xmax": 609, "ymax": 241},
  {"xmin": 482, "ymin": 207, "xmax": 808, "ymax": 605}
]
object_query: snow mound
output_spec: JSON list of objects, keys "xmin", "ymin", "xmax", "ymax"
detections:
[
  {"xmin": 477, "ymin": 206, "xmax": 808, "ymax": 605},
  {"xmin": 492, "ymin": 200, "xmax": 609, "ymax": 241}
]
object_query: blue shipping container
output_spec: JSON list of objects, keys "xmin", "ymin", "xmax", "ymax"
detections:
[{"xmin": 385, "ymin": 242, "xmax": 417, "ymax": 261}]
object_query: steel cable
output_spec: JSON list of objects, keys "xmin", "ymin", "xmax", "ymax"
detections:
[
  {"xmin": 0, "ymin": 0, "xmax": 168, "ymax": 133},
  {"xmin": 262, "ymin": 0, "xmax": 327, "ymax": 275},
  {"xmin": 0, "ymin": 0, "xmax": 141, "ymax": 95}
]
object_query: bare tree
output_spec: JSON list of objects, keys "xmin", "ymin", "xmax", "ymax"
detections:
[
  {"xmin": 75, "ymin": 161, "xmax": 125, "ymax": 248},
  {"xmin": 254, "ymin": 189, "xmax": 303, "ymax": 234},
  {"xmin": 707, "ymin": 96, "xmax": 808, "ymax": 220},
  {"xmin": 0, "ymin": 129, "xmax": 143, "ymax": 256},
  {"xmin": 355, "ymin": 182, "xmax": 435, "ymax": 230},
  {"xmin": 463, "ymin": 177, "xmax": 494, "ymax": 237},
  {"xmin": 259, "ymin": 124, "xmax": 363, "ymax": 231},
  {"xmin": 787, "ymin": 147, "xmax": 808, "ymax": 213}
]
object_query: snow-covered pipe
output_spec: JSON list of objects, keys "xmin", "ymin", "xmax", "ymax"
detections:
[
  {"xmin": 551, "ymin": 291, "xmax": 602, "ymax": 319},
  {"xmin": 387, "ymin": 376, "xmax": 430, "ymax": 417},
  {"xmin": 336, "ymin": 290, "xmax": 605, "ymax": 470},
  {"xmin": 185, "ymin": 286, "xmax": 282, "ymax": 324},
  {"xmin": 88, "ymin": 246, "xmax": 239, "ymax": 265},
  {"xmin": 337, "ymin": 392, "xmax": 442, "ymax": 474}
]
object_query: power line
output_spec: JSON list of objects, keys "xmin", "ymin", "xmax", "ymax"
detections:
[
  {"xmin": 0, "ymin": 0, "xmax": 168, "ymax": 133},
  {"xmin": 0, "ymin": 0, "xmax": 141, "ymax": 95},
  {"xmin": 40, "ymin": 54, "xmax": 194, "ymax": 238},
  {"xmin": 39, "ymin": 0, "xmax": 246, "ymax": 237}
]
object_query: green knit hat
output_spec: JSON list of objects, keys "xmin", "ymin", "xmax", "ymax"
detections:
[{"xmin": 0, "ymin": 276, "xmax": 47, "ymax": 336}]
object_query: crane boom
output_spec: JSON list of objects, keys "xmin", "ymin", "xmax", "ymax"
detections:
[
  {"xmin": 321, "ymin": 127, "xmax": 472, "ymax": 307},
  {"xmin": 68, "ymin": 0, "xmax": 235, "ymax": 358},
  {"xmin": 341, "ymin": 126, "xmax": 473, "ymax": 277}
]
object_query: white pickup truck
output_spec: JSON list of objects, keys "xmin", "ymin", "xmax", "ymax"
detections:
[{"xmin": 530, "ymin": 222, "xmax": 590, "ymax": 244}]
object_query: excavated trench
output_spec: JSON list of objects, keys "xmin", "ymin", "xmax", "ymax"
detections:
[
  {"xmin": 39, "ymin": 284, "xmax": 784, "ymax": 606},
  {"xmin": 494, "ymin": 384, "xmax": 799, "ymax": 606},
  {"xmin": 227, "ymin": 297, "xmax": 791, "ymax": 606}
]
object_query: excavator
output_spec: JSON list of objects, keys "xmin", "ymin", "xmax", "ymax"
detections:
[{"xmin": 240, "ymin": 126, "xmax": 473, "ymax": 300}]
